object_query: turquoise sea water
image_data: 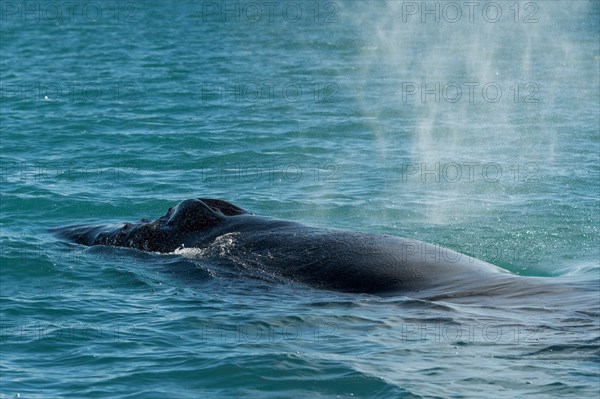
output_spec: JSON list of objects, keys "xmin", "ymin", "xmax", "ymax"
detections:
[{"xmin": 1, "ymin": 1, "xmax": 599, "ymax": 397}]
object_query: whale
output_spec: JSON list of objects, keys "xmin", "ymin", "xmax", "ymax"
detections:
[{"xmin": 53, "ymin": 198, "xmax": 531, "ymax": 296}]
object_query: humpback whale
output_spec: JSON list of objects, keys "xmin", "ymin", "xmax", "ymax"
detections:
[{"xmin": 54, "ymin": 198, "xmax": 523, "ymax": 295}]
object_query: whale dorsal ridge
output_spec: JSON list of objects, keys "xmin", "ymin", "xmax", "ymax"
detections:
[
  {"xmin": 166, "ymin": 199, "xmax": 222, "ymax": 232},
  {"xmin": 198, "ymin": 198, "xmax": 250, "ymax": 216}
]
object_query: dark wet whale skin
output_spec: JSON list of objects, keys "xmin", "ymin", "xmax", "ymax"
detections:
[{"xmin": 54, "ymin": 198, "xmax": 516, "ymax": 294}]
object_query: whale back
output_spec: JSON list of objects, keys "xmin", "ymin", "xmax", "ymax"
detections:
[
  {"xmin": 199, "ymin": 198, "xmax": 249, "ymax": 216},
  {"xmin": 51, "ymin": 198, "xmax": 519, "ymax": 295},
  {"xmin": 52, "ymin": 198, "xmax": 251, "ymax": 251},
  {"xmin": 164, "ymin": 198, "xmax": 250, "ymax": 233}
]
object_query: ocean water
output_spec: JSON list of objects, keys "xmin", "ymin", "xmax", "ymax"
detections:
[{"xmin": 1, "ymin": 0, "xmax": 599, "ymax": 398}]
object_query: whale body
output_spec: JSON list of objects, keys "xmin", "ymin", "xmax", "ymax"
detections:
[{"xmin": 54, "ymin": 198, "xmax": 521, "ymax": 295}]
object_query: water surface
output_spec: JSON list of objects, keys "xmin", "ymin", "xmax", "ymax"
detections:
[{"xmin": 1, "ymin": 1, "xmax": 599, "ymax": 398}]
